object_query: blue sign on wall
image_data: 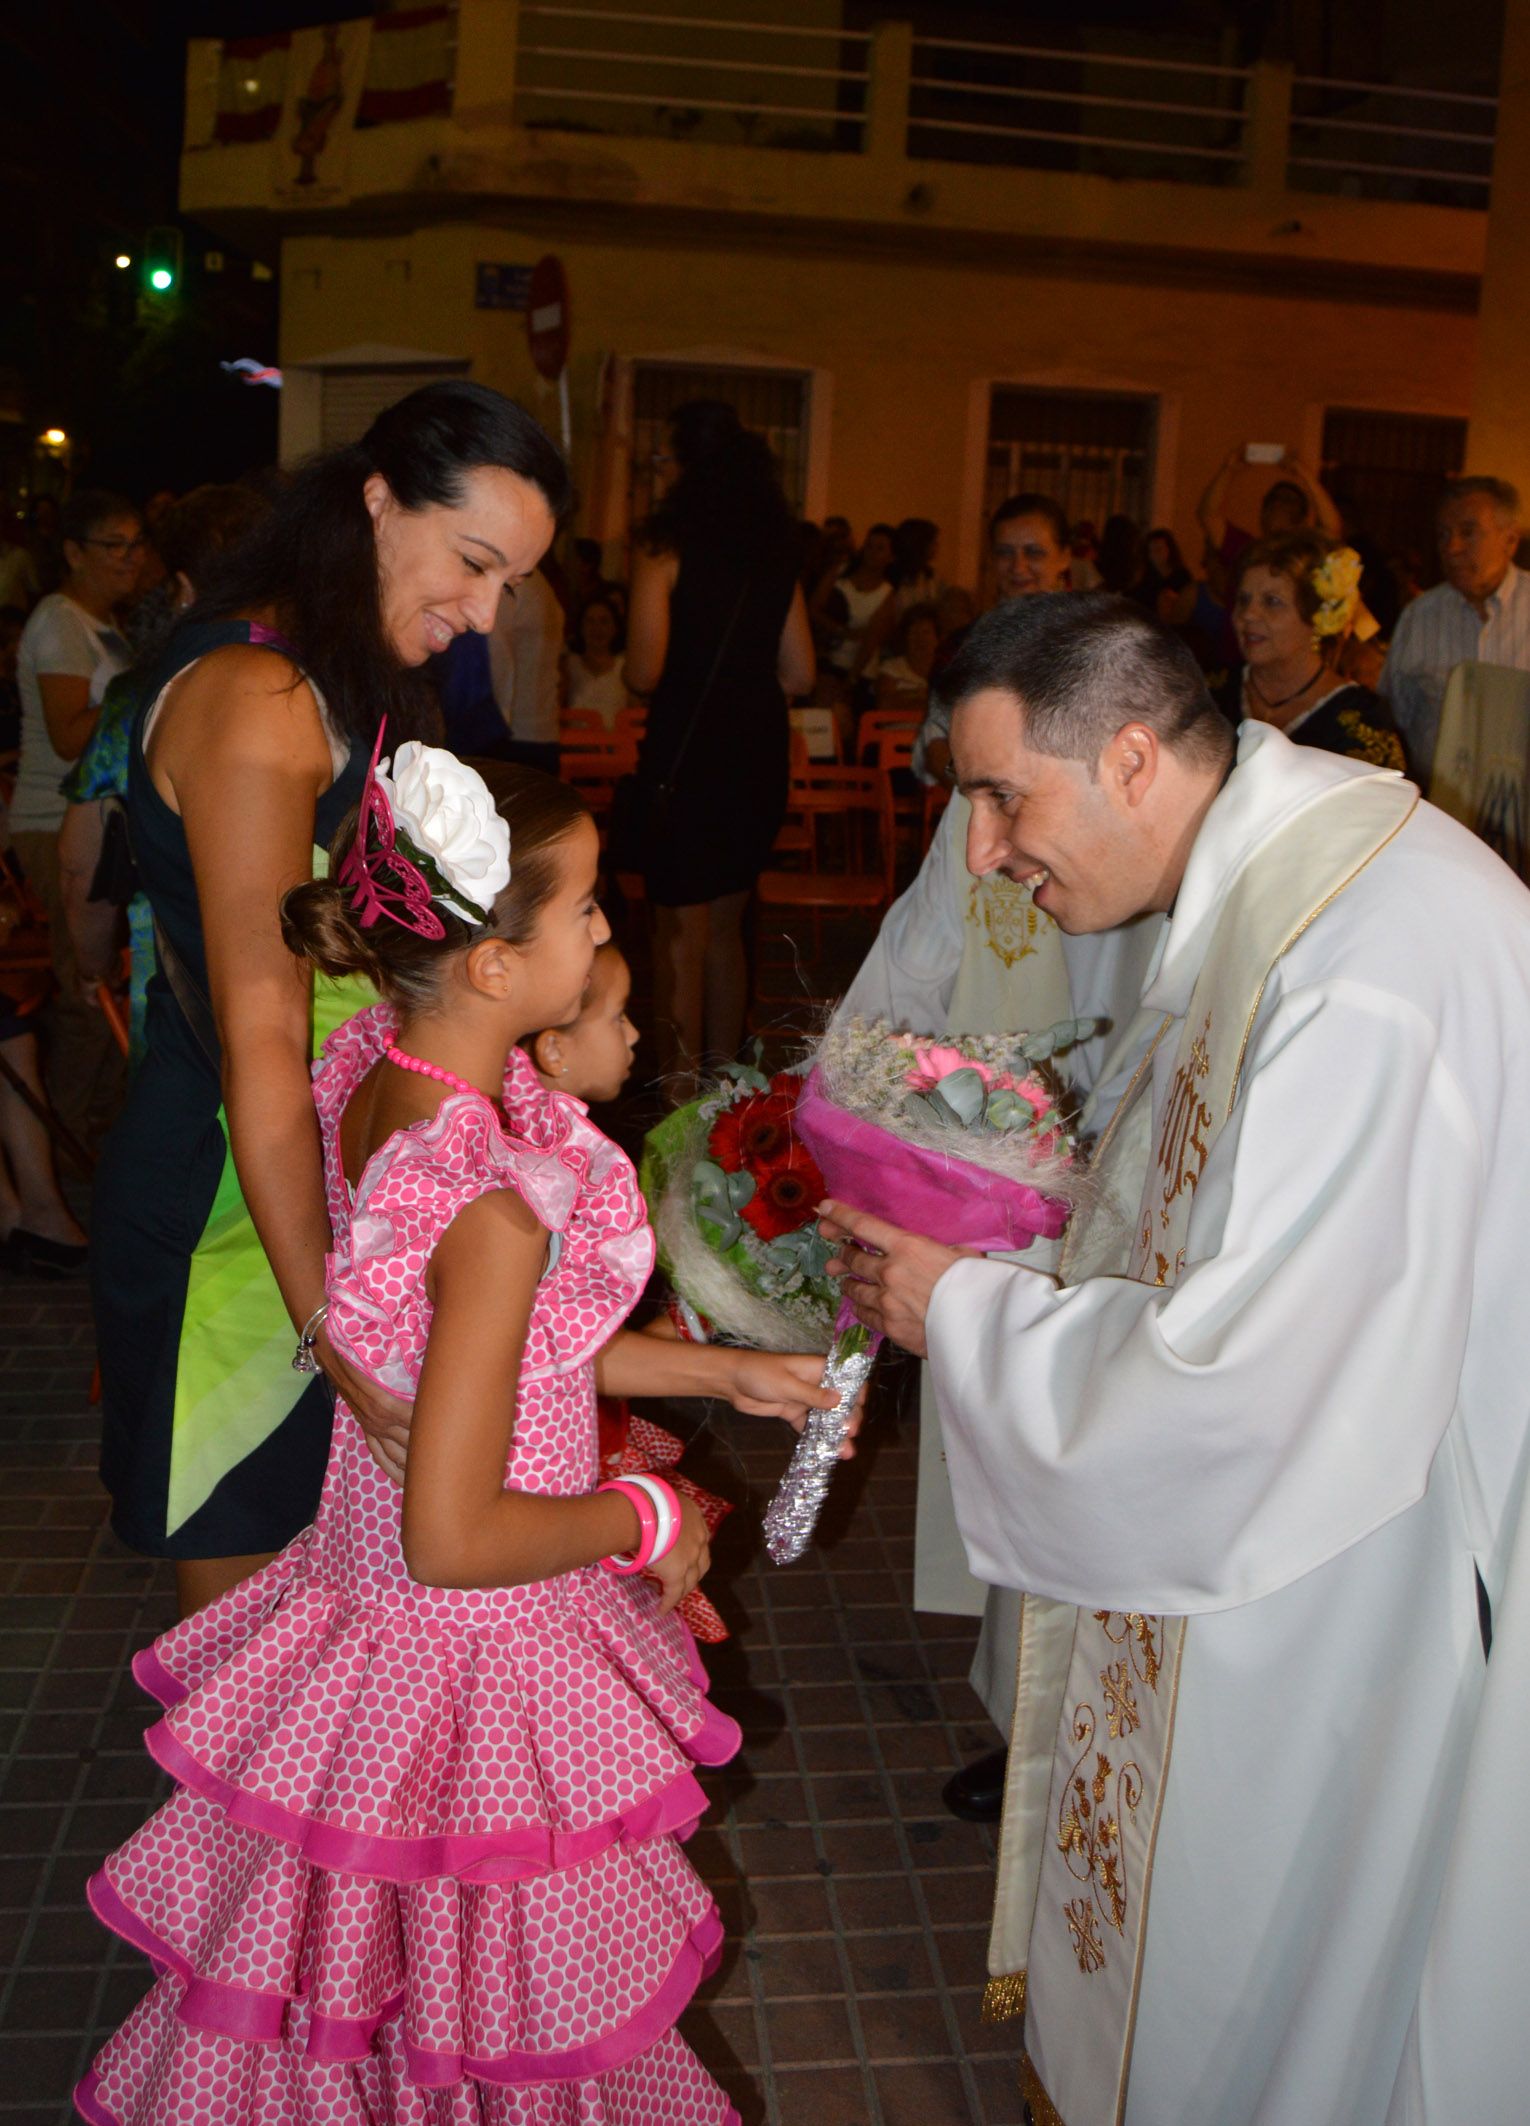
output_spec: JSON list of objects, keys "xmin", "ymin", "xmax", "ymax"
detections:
[{"xmin": 475, "ymin": 262, "xmax": 533, "ymax": 311}]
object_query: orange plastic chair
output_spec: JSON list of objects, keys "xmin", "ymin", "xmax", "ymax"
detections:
[
  {"xmin": 856, "ymin": 702, "xmax": 922, "ymax": 764},
  {"xmin": 755, "ymin": 762, "xmax": 887, "ymax": 983},
  {"xmin": 561, "ymin": 739, "xmax": 630, "ymax": 817},
  {"xmin": 874, "ymin": 730, "xmax": 927, "ymax": 894},
  {"xmin": 614, "ymin": 704, "xmax": 647, "ymax": 750}
]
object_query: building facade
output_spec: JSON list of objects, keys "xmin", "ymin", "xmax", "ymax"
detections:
[{"xmin": 180, "ymin": 2, "xmax": 1504, "ymax": 582}]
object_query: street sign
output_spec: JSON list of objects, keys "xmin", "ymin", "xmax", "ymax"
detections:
[
  {"xmin": 527, "ymin": 255, "xmax": 570, "ymax": 381},
  {"xmin": 475, "ymin": 262, "xmax": 532, "ymax": 312}
]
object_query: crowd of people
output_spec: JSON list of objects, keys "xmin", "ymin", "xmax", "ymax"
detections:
[
  {"xmin": 3, "ymin": 379, "xmax": 1530, "ymax": 2123},
  {"xmin": 5, "ymin": 427, "xmax": 1522, "ymax": 1194},
  {"xmin": 793, "ymin": 457, "xmax": 1517, "ymax": 791}
]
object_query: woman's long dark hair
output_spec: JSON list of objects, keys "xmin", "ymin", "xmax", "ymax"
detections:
[
  {"xmin": 1097, "ymin": 513, "xmax": 1147, "ymax": 594},
  {"xmin": 192, "ymin": 381, "xmax": 572, "ymax": 748},
  {"xmin": 640, "ymin": 399, "xmax": 797, "ymax": 574},
  {"xmin": 891, "ymin": 516, "xmax": 938, "ymax": 588}
]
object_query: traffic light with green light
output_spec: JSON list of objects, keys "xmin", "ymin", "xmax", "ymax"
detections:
[{"xmin": 143, "ymin": 227, "xmax": 182, "ymax": 296}]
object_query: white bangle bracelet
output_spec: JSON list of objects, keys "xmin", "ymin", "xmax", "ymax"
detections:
[{"xmin": 621, "ymin": 1473, "xmax": 680, "ymax": 1563}]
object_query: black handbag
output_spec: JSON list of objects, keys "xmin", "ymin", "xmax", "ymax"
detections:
[
  {"xmin": 606, "ymin": 585, "xmax": 748, "ymax": 874},
  {"xmin": 86, "ymin": 793, "xmax": 142, "ymax": 910}
]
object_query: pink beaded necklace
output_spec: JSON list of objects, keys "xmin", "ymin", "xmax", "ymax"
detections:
[{"xmin": 384, "ymin": 1043, "xmax": 492, "ymax": 1104}]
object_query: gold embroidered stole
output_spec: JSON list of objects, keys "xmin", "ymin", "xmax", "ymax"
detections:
[{"xmin": 983, "ymin": 770, "xmax": 1418, "ymax": 2126}]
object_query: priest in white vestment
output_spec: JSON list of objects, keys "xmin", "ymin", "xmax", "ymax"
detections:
[{"xmin": 822, "ymin": 589, "xmax": 1530, "ymax": 2126}]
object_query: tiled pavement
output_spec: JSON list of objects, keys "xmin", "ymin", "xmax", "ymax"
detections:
[
  {"xmin": 0, "ymin": 909, "xmax": 1028, "ymax": 2125},
  {"xmin": 0, "ymin": 1269, "xmax": 1025, "ymax": 2125}
]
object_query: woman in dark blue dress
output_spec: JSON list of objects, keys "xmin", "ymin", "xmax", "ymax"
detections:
[{"xmin": 93, "ymin": 382, "xmax": 570, "ymax": 1617}]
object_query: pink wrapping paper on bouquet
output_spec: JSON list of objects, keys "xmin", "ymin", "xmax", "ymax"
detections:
[{"xmin": 794, "ymin": 1068, "xmax": 1071, "ymax": 1253}]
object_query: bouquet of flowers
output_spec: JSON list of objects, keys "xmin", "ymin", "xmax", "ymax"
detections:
[
  {"xmin": 643, "ymin": 1016, "xmax": 1089, "ymax": 1562},
  {"xmin": 640, "ymin": 1055, "xmax": 837, "ymax": 1361}
]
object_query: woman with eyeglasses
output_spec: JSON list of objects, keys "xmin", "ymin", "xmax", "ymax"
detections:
[{"xmin": 11, "ymin": 488, "xmax": 143, "ymax": 1151}]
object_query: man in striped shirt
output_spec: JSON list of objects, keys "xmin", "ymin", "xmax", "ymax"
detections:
[{"xmin": 1381, "ymin": 476, "xmax": 1530, "ymax": 783}]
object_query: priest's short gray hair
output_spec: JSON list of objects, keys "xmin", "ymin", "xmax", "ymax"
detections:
[{"xmin": 935, "ymin": 590, "xmax": 1234, "ymax": 775}]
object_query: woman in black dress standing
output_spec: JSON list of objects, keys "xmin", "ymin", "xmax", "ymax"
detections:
[
  {"xmin": 624, "ymin": 401, "xmax": 814, "ymax": 1089},
  {"xmin": 93, "ymin": 382, "xmax": 570, "ymax": 1617}
]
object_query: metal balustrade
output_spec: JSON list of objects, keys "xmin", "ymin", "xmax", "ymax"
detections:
[
  {"xmin": 907, "ymin": 32, "xmax": 1253, "ymax": 185},
  {"xmin": 196, "ymin": 5, "xmax": 1502, "ymax": 216},
  {"xmin": 1288, "ymin": 73, "xmax": 1496, "ymax": 208},
  {"xmin": 513, "ymin": 5, "xmax": 871, "ymax": 151}
]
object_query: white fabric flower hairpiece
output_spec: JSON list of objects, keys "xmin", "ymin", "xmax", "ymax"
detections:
[{"xmin": 340, "ymin": 727, "xmax": 512, "ymax": 941}]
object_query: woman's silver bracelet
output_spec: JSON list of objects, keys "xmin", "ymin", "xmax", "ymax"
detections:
[{"xmin": 292, "ymin": 1303, "xmax": 329, "ymax": 1375}]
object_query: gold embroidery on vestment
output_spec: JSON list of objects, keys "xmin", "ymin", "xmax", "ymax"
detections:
[
  {"xmin": 1064, "ymin": 1897, "xmax": 1107, "ymax": 1974},
  {"xmin": 1018, "ymin": 2052, "xmax": 1068, "ymax": 2126},
  {"xmin": 1100, "ymin": 1658, "xmax": 1140, "ymax": 1738},
  {"xmin": 982, "ymin": 1968, "xmax": 1028, "ymax": 2022},
  {"xmin": 1157, "ymin": 1012, "xmax": 1213, "ymax": 1217},
  {"xmin": 1056, "ymin": 1699, "xmax": 1143, "ymax": 1961},
  {"xmin": 967, "ymin": 872, "xmax": 1043, "ymax": 969},
  {"xmin": 1095, "ymin": 1610, "xmax": 1163, "ymax": 1693}
]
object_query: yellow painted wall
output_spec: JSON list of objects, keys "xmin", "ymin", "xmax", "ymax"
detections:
[
  {"xmin": 282, "ymin": 222, "xmax": 1476, "ymax": 579},
  {"xmin": 1469, "ymin": 0, "xmax": 1530, "ymax": 496}
]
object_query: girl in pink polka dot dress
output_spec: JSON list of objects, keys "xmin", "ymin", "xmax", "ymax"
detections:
[{"xmin": 77, "ymin": 749, "xmax": 855, "ymax": 2126}]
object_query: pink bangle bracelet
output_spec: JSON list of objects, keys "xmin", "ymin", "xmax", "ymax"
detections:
[
  {"xmin": 597, "ymin": 1474, "xmax": 683, "ymax": 1575},
  {"xmin": 598, "ymin": 1479, "xmax": 658, "ymax": 1574}
]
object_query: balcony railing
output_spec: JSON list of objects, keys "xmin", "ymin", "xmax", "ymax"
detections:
[
  {"xmin": 1288, "ymin": 74, "xmax": 1496, "ymax": 209},
  {"xmin": 907, "ymin": 33, "xmax": 1252, "ymax": 189},
  {"xmin": 513, "ymin": 5, "xmax": 870, "ymax": 153},
  {"xmin": 192, "ymin": 6, "xmax": 1499, "ymax": 214}
]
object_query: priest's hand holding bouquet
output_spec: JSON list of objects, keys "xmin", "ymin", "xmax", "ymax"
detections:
[{"xmin": 643, "ymin": 1015, "xmax": 1088, "ymax": 1561}]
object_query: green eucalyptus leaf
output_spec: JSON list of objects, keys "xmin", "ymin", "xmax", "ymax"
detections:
[
  {"xmin": 922, "ymin": 1086, "xmax": 962, "ymax": 1128},
  {"xmin": 725, "ymin": 1168, "xmax": 757, "ymax": 1210},
  {"xmin": 933, "ymin": 1067, "xmax": 987, "ymax": 1124},
  {"xmin": 697, "ymin": 1205, "xmax": 742, "ymax": 1249},
  {"xmin": 1015, "ymin": 1014, "xmax": 1103, "ymax": 1062}
]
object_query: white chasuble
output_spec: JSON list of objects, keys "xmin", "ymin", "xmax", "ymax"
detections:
[
  {"xmin": 989, "ymin": 764, "xmax": 1416, "ymax": 2125},
  {"xmin": 928, "ymin": 725, "xmax": 1530, "ymax": 2124}
]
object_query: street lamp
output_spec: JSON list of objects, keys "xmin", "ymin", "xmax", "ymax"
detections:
[
  {"xmin": 39, "ymin": 428, "xmax": 68, "ymax": 449},
  {"xmin": 114, "ymin": 253, "xmax": 131, "ymax": 271}
]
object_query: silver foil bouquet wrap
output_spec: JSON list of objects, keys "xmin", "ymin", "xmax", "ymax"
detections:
[{"xmin": 761, "ymin": 1316, "xmax": 878, "ymax": 1564}]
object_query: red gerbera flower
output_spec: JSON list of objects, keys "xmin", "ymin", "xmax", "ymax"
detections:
[
  {"xmin": 709, "ymin": 1074, "xmax": 808, "ymax": 1179},
  {"xmin": 739, "ymin": 1143, "xmax": 826, "ymax": 1242}
]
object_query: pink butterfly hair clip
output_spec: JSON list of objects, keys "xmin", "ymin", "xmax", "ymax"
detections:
[{"xmin": 338, "ymin": 723, "xmax": 448, "ymax": 941}]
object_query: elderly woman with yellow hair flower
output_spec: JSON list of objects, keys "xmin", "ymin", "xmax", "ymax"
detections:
[{"xmin": 1219, "ymin": 530, "xmax": 1412, "ymax": 774}]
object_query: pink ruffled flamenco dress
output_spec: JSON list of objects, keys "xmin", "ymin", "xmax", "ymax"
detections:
[{"xmin": 77, "ymin": 1006, "xmax": 743, "ymax": 2125}]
